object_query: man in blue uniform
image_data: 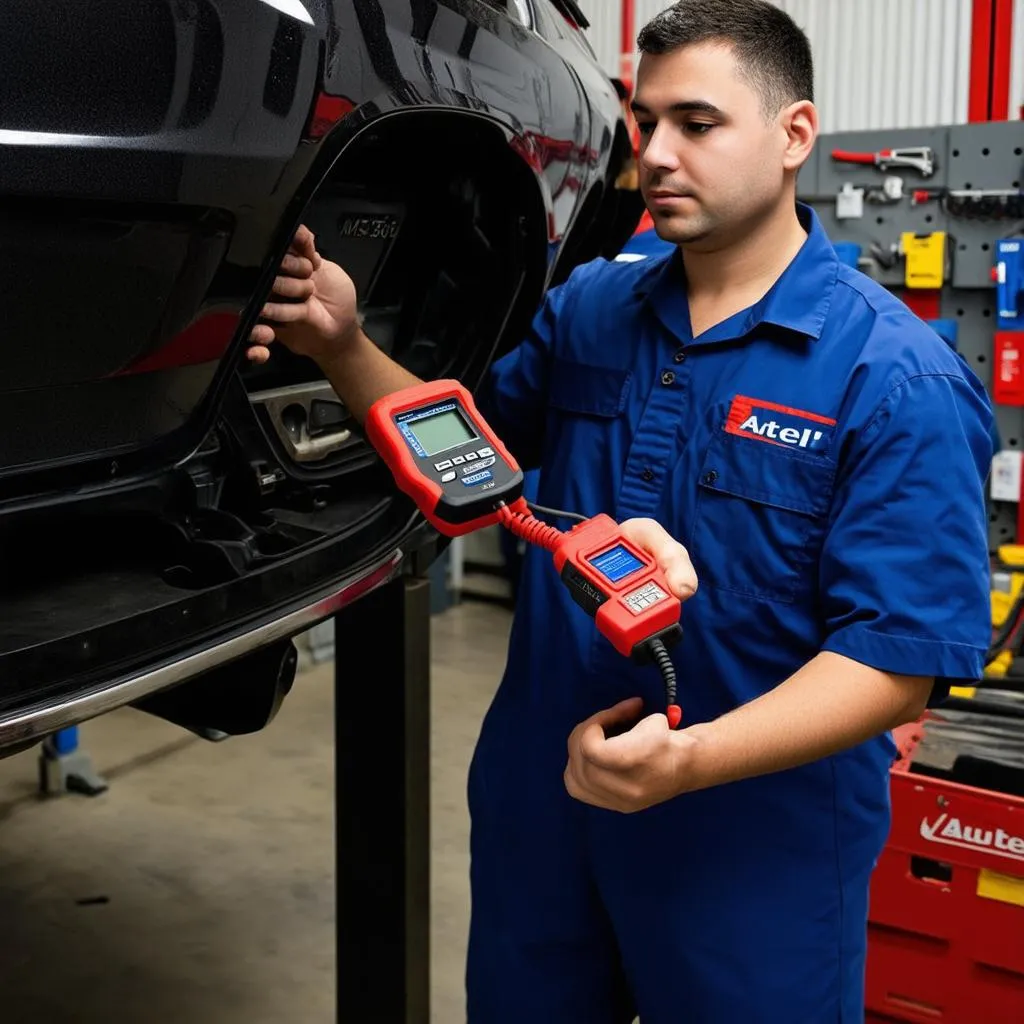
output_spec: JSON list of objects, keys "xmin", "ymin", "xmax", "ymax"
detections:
[{"xmin": 247, "ymin": 2, "xmax": 993, "ymax": 1019}]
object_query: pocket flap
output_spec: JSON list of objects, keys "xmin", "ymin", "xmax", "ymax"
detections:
[
  {"xmin": 548, "ymin": 359, "xmax": 632, "ymax": 417},
  {"xmin": 698, "ymin": 432, "xmax": 834, "ymax": 518}
]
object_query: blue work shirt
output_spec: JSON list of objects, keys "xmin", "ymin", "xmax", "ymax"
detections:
[{"xmin": 470, "ymin": 202, "xmax": 993, "ymax": 1015}]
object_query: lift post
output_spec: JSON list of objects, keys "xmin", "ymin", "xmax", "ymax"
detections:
[{"xmin": 334, "ymin": 571, "xmax": 431, "ymax": 1023}]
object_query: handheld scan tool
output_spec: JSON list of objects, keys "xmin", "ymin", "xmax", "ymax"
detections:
[{"xmin": 366, "ymin": 380, "xmax": 684, "ymax": 727}]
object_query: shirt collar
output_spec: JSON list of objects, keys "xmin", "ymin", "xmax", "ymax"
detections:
[{"xmin": 634, "ymin": 202, "xmax": 839, "ymax": 346}]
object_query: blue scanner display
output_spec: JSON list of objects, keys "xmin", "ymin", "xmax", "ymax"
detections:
[{"xmin": 588, "ymin": 544, "xmax": 646, "ymax": 583}]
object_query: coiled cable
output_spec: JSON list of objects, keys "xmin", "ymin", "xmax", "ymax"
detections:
[
  {"xmin": 647, "ymin": 636, "xmax": 682, "ymax": 728},
  {"xmin": 496, "ymin": 503, "xmax": 563, "ymax": 552}
]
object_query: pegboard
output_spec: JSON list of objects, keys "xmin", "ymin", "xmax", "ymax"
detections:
[
  {"xmin": 800, "ymin": 121, "xmax": 1024, "ymax": 552},
  {"xmin": 939, "ymin": 289, "xmax": 998, "ymax": 389},
  {"xmin": 946, "ymin": 122, "xmax": 1024, "ymax": 289}
]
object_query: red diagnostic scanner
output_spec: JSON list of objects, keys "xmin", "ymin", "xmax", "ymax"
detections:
[
  {"xmin": 552, "ymin": 514, "xmax": 682, "ymax": 661},
  {"xmin": 365, "ymin": 379, "xmax": 526, "ymax": 537},
  {"xmin": 366, "ymin": 380, "xmax": 684, "ymax": 725}
]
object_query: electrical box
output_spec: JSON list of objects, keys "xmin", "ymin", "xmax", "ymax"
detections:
[
  {"xmin": 994, "ymin": 332, "xmax": 1024, "ymax": 405},
  {"xmin": 835, "ymin": 183, "xmax": 864, "ymax": 220},
  {"xmin": 991, "ymin": 450, "xmax": 1024, "ymax": 501},
  {"xmin": 901, "ymin": 231, "xmax": 947, "ymax": 289},
  {"xmin": 995, "ymin": 238, "xmax": 1024, "ymax": 330}
]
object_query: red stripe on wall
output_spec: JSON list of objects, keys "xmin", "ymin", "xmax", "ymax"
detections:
[
  {"xmin": 619, "ymin": 0, "xmax": 635, "ymax": 91},
  {"xmin": 990, "ymin": 0, "xmax": 1015, "ymax": 120},
  {"xmin": 969, "ymin": 0, "xmax": 994, "ymax": 122}
]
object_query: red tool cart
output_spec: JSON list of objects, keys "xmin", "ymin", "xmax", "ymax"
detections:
[{"xmin": 866, "ymin": 716, "xmax": 1024, "ymax": 1022}]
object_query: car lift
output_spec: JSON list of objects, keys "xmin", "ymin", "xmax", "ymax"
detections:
[
  {"xmin": 29, "ymin": 550, "xmax": 432, "ymax": 1021},
  {"xmin": 334, "ymin": 568, "xmax": 431, "ymax": 1024}
]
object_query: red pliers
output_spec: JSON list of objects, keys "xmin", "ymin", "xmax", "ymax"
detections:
[{"xmin": 831, "ymin": 146, "xmax": 935, "ymax": 178}]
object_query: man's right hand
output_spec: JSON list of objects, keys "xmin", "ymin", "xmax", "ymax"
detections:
[
  {"xmin": 247, "ymin": 224, "xmax": 360, "ymax": 368},
  {"xmin": 247, "ymin": 224, "xmax": 423, "ymax": 423}
]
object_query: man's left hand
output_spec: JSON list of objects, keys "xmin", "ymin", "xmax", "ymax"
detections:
[
  {"xmin": 618, "ymin": 517, "xmax": 698, "ymax": 601},
  {"xmin": 564, "ymin": 697, "xmax": 699, "ymax": 813}
]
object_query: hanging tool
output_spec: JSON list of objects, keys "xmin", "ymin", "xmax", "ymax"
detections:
[
  {"xmin": 365, "ymin": 379, "xmax": 685, "ymax": 726},
  {"xmin": 831, "ymin": 146, "xmax": 936, "ymax": 177},
  {"xmin": 912, "ymin": 187, "xmax": 1024, "ymax": 220},
  {"xmin": 804, "ymin": 176, "xmax": 905, "ymax": 213},
  {"xmin": 873, "ymin": 176, "xmax": 906, "ymax": 202},
  {"xmin": 869, "ymin": 241, "xmax": 901, "ymax": 270}
]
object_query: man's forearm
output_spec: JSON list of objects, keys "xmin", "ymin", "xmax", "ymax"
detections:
[
  {"xmin": 318, "ymin": 327, "xmax": 422, "ymax": 424},
  {"xmin": 681, "ymin": 651, "xmax": 933, "ymax": 792}
]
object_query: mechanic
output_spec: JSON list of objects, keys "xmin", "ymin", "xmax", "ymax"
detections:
[{"xmin": 247, "ymin": 1, "xmax": 993, "ymax": 1020}]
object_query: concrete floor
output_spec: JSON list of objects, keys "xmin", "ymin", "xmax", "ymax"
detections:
[{"xmin": 0, "ymin": 600, "xmax": 511, "ymax": 1024}]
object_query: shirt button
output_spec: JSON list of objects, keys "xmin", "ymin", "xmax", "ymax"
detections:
[
  {"xmin": 673, "ymin": 349, "xmax": 686, "ymax": 364},
  {"xmin": 661, "ymin": 370, "xmax": 676, "ymax": 386},
  {"xmin": 642, "ymin": 467, "xmax": 655, "ymax": 482},
  {"xmin": 702, "ymin": 470, "xmax": 718, "ymax": 485}
]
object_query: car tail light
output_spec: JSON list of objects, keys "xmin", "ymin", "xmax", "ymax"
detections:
[
  {"xmin": 115, "ymin": 312, "xmax": 240, "ymax": 376},
  {"xmin": 305, "ymin": 92, "xmax": 355, "ymax": 140}
]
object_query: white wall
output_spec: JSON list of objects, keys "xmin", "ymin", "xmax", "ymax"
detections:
[
  {"xmin": 1010, "ymin": 0, "xmax": 1024, "ymax": 119},
  {"xmin": 585, "ymin": 0, "xmax": 623, "ymax": 82},
  {"xmin": 585, "ymin": 0, "xmax": 978, "ymax": 132}
]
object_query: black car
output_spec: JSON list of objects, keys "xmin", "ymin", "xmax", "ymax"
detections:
[{"xmin": 0, "ymin": 0, "xmax": 641, "ymax": 753}]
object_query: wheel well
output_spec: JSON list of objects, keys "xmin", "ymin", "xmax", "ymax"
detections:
[{"xmin": 255, "ymin": 110, "xmax": 553, "ymax": 398}]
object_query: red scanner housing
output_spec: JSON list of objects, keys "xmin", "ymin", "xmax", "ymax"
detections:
[
  {"xmin": 553, "ymin": 514, "xmax": 682, "ymax": 659},
  {"xmin": 366, "ymin": 381, "xmax": 684, "ymax": 724},
  {"xmin": 365, "ymin": 379, "xmax": 526, "ymax": 537}
]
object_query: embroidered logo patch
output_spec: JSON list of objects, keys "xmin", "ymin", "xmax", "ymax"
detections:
[{"xmin": 725, "ymin": 395, "xmax": 836, "ymax": 453}]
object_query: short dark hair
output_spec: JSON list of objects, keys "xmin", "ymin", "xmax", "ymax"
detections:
[{"xmin": 637, "ymin": 0, "xmax": 814, "ymax": 118}]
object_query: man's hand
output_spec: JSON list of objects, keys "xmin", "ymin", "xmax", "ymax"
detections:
[
  {"xmin": 618, "ymin": 517, "xmax": 697, "ymax": 600},
  {"xmin": 566, "ymin": 652, "xmax": 936, "ymax": 813},
  {"xmin": 564, "ymin": 698, "xmax": 699, "ymax": 813},
  {"xmin": 562, "ymin": 517, "xmax": 699, "ymax": 812},
  {"xmin": 247, "ymin": 224, "xmax": 360, "ymax": 367}
]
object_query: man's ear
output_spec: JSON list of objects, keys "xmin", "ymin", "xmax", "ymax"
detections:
[{"xmin": 780, "ymin": 100, "xmax": 817, "ymax": 172}]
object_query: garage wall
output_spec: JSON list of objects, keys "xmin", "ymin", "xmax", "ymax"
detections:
[
  {"xmin": 772, "ymin": 0, "xmax": 972, "ymax": 132},
  {"xmin": 585, "ymin": 1, "xmax": 623, "ymax": 81},
  {"xmin": 1011, "ymin": 0, "xmax": 1024, "ymax": 119},
  {"xmin": 585, "ymin": 0, "xmax": 978, "ymax": 132}
]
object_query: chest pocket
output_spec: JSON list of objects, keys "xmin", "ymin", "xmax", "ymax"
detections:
[
  {"xmin": 691, "ymin": 432, "xmax": 835, "ymax": 604},
  {"xmin": 543, "ymin": 359, "xmax": 632, "ymax": 524},
  {"xmin": 545, "ymin": 358, "xmax": 632, "ymax": 470},
  {"xmin": 548, "ymin": 359, "xmax": 632, "ymax": 418}
]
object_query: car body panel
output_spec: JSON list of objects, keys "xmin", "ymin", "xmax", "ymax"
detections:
[
  {"xmin": 0, "ymin": 0, "xmax": 639, "ymax": 750},
  {"xmin": 0, "ymin": 546, "xmax": 405, "ymax": 750}
]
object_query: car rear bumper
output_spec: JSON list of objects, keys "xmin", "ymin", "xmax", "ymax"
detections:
[{"xmin": 0, "ymin": 545, "xmax": 404, "ymax": 751}]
